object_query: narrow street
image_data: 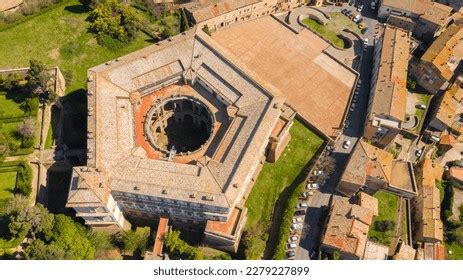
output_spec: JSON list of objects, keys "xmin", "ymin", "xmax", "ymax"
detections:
[{"xmin": 294, "ymin": 1, "xmax": 377, "ymax": 259}]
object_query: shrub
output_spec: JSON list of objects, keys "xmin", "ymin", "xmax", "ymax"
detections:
[
  {"xmin": 96, "ymin": 33, "xmax": 127, "ymax": 51},
  {"xmin": 15, "ymin": 161, "xmax": 32, "ymax": 197},
  {"xmin": 374, "ymin": 220, "xmax": 396, "ymax": 232},
  {"xmin": 89, "ymin": 0, "xmax": 140, "ymax": 45},
  {"xmin": 272, "ymin": 182, "xmax": 305, "ymax": 260},
  {"xmin": 3, "ymin": 73, "xmax": 21, "ymax": 91},
  {"xmin": 115, "ymin": 227, "xmax": 150, "ymax": 255},
  {"xmin": 407, "ymin": 78, "xmax": 417, "ymax": 90},
  {"xmin": 202, "ymin": 24, "xmax": 211, "ymax": 36},
  {"xmin": 164, "ymin": 230, "xmax": 205, "ymax": 260}
]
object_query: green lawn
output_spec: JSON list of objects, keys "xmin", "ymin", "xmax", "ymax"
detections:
[
  {"xmin": 243, "ymin": 120, "xmax": 323, "ymax": 259},
  {"xmin": 301, "ymin": 12, "xmax": 363, "ymax": 49},
  {"xmin": 0, "ymin": 0, "xmax": 153, "ymax": 94},
  {"xmin": 445, "ymin": 241, "xmax": 463, "ymax": 260},
  {"xmin": 368, "ymin": 191, "xmax": 400, "ymax": 246},
  {"xmin": 0, "ymin": 171, "xmax": 16, "ymax": 202},
  {"xmin": 302, "ymin": 18, "xmax": 345, "ymax": 48},
  {"xmin": 0, "ymin": 92, "xmax": 30, "ymax": 117},
  {"xmin": 328, "ymin": 12, "xmax": 363, "ymax": 35},
  {"xmin": 0, "ymin": 121, "xmax": 22, "ymax": 147}
]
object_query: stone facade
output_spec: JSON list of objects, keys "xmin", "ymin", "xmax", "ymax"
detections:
[
  {"xmin": 66, "ymin": 28, "xmax": 294, "ymax": 252},
  {"xmin": 185, "ymin": 0, "xmax": 304, "ymax": 31}
]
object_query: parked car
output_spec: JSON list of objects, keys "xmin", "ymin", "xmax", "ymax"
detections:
[
  {"xmin": 416, "ymin": 104, "xmax": 427, "ymax": 109},
  {"xmin": 288, "ymin": 235, "xmax": 299, "ymax": 243},
  {"xmin": 363, "ymin": 38, "xmax": 369, "ymax": 45},
  {"xmin": 341, "ymin": 8, "xmax": 348, "ymax": 14},
  {"xmin": 353, "ymin": 15, "xmax": 361, "ymax": 22},
  {"xmin": 294, "ymin": 209, "xmax": 306, "ymax": 216},
  {"xmin": 313, "ymin": 170, "xmax": 323, "ymax": 175},
  {"xmin": 292, "ymin": 217, "xmax": 304, "ymax": 224},
  {"xmin": 415, "ymin": 148, "xmax": 423, "ymax": 158},
  {"xmin": 358, "ymin": 22, "xmax": 366, "ymax": 29},
  {"xmin": 361, "ymin": 27, "xmax": 368, "ymax": 34},
  {"xmin": 286, "ymin": 243, "xmax": 297, "ymax": 250},
  {"xmin": 290, "ymin": 223, "xmax": 303, "ymax": 231},
  {"xmin": 371, "ymin": 2, "xmax": 376, "ymax": 10},
  {"xmin": 286, "ymin": 251, "xmax": 296, "ymax": 258},
  {"xmin": 296, "ymin": 202, "xmax": 308, "ymax": 209},
  {"xmin": 357, "ymin": 5, "xmax": 364, "ymax": 12},
  {"xmin": 345, "ymin": 10, "xmax": 352, "ymax": 16},
  {"xmin": 307, "ymin": 182, "xmax": 319, "ymax": 190},
  {"xmin": 343, "ymin": 140, "xmax": 351, "ymax": 149}
]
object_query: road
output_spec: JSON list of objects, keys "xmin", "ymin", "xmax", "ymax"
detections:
[{"xmin": 293, "ymin": 0, "xmax": 378, "ymax": 260}]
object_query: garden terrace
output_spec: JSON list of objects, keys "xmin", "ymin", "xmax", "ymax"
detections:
[
  {"xmin": 0, "ymin": 160, "xmax": 32, "ymax": 205},
  {"xmin": 0, "ymin": 88, "xmax": 39, "ymax": 156},
  {"xmin": 368, "ymin": 191, "xmax": 400, "ymax": 246}
]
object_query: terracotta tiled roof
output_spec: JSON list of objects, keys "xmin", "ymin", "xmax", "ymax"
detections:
[
  {"xmin": 322, "ymin": 197, "xmax": 377, "ymax": 259},
  {"xmin": 439, "ymin": 134, "xmax": 456, "ymax": 146},
  {"xmin": 449, "ymin": 166, "xmax": 463, "ymax": 181},
  {"xmin": 358, "ymin": 192, "xmax": 379, "ymax": 216},
  {"xmin": 382, "ymin": 0, "xmax": 452, "ymax": 24},
  {"xmin": 416, "ymin": 158, "xmax": 444, "ymax": 242},
  {"xmin": 370, "ymin": 26, "xmax": 410, "ymax": 122},
  {"xmin": 421, "ymin": 25, "xmax": 463, "ymax": 81},
  {"xmin": 393, "ymin": 244, "xmax": 417, "ymax": 260},
  {"xmin": 434, "ymin": 85, "xmax": 463, "ymax": 134},
  {"xmin": 187, "ymin": 0, "xmax": 260, "ymax": 22}
]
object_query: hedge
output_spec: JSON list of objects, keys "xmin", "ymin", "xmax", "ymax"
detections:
[
  {"xmin": 271, "ymin": 181, "xmax": 305, "ymax": 260},
  {"xmin": 0, "ymin": 160, "xmax": 32, "ymax": 197}
]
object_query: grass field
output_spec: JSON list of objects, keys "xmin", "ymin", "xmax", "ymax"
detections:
[
  {"xmin": 0, "ymin": 92, "xmax": 30, "ymax": 117},
  {"xmin": 301, "ymin": 12, "xmax": 362, "ymax": 49},
  {"xmin": 302, "ymin": 18, "xmax": 345, "ymax": 48},
  {"xmin": 368, "ymin": 191, "xmax": 400, "ymax": 246},
  {"xmin": 328, "ymin": 12, "xmax": 363, "ymax": 35},
  {"xmin": 0, "ymin": 171, "xmax": 16, "ymax": 203},
  {"xmin": 243, "ymin": 120, "xmax": 323, "ymax": 259},
  {"xmin": 0, "ymin": 0, "xmax": 153, "ymax": 94}
]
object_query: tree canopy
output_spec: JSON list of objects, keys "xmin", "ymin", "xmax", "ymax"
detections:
[{"xmin": 89, "ymin": 0, "xmax": 140, "ymax": 44}]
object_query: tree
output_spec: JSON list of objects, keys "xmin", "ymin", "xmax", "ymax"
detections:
[
  {"xmin": 453, "ymin": 226, "xmax": 463, "ymax": 246},
  {"xmin": 115, "ymin": 227, "xmax": 149, "ymax": 255},
  {"xmin": 0, "ymin": 133, "xmax": 10, "ymax": 162},
  {"xmin": 17, "ymin": 117, "xmax": 35, "ymax": 139},
  {"xmin": 25, "ymin": 239, "xmax": 66, "ymax": 260},
  {"xmin": 164, "ymin": 230, "xmax": 205, "ymax": 260},
  {"xmin": 6, "ymin": 202, "xmax": 54, "ymax": 239},
  {"xmin": 26, "ymin": 59, "xmax": 51, "ymax": 97},
  {"xmin": 3, "ymin": 73, "xmax": 21, "ymax": 91},
  {"xmin": 407, "ymin": 78, "xmax": 416, "ymax": 90},
  {"xmin": 180, "ymin": 9, "xmax": 190, "ymax": 32},
  {"xmin": 44, "ymin": 214, "xmax": 95, "ymax": 260},
  {"xmin": 374, "ymin": 220, "xmax": 395, "ymax": 232},
  {"xmin": 89, "ymin": 0, "xmax": 140, "ymax": 44},
  {"xmin": 332, "ymin": 250, "xmax": 341, "ymax": 260}
]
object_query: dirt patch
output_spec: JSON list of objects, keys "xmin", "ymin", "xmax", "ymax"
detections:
[{"xmin": 48, "ymin": 48, "xmax": 60, "ymax": 60}]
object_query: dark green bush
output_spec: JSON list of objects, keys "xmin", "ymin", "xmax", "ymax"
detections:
[
  {"xmin": 15, "ymin": 161, "xmax": 32, "ymax": 197},
  {"xmin": 374, "ymin": 220, "xmax": 396, "ymax": 232},
  {"xmin": 96, "ymin": 34, "xmax": 127, "ymax": 51}
]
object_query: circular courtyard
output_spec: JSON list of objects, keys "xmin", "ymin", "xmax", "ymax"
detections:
[{"xmin": 144, "ymin": 96, "xmax": 214, "ymax": 154}]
